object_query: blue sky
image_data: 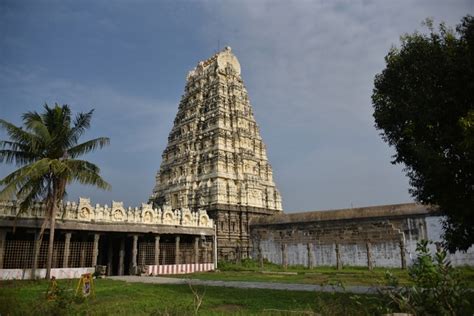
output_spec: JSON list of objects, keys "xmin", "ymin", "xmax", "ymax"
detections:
[{"xmin": 1, "ymin": 0, "xmax": 472, "ymax": 212}]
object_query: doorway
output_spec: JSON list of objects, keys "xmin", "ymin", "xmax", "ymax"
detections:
[{"xmin": 97, "ymin": 234, "xmax": 133, "ymax": 276}]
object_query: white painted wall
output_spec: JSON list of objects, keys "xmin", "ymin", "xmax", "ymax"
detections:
[
  {"xmin": 0, "ymin": 267, "xmax": 95, "ymax": 280},
  {"xmin": 254, "ymin": 216, "xmax": 474, "ymax": 268}
]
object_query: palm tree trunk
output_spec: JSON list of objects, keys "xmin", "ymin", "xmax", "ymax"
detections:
[
  {"xmin": 32, "ymin": 216, "xmax": 48, "ymax": 279},
  {"xmin": 45, "ymin": 202, "xmax": 57, "ymax": 280}
]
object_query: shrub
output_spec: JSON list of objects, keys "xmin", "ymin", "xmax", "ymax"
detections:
[{"xmin": 380, "ymin": 240, "xmax": 471, "ymax": 315}]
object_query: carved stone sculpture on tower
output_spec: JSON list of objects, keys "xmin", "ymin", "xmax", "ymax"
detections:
[{"xmin": 150, "ymin": 47, "xmax": 283, "ymax": 260}]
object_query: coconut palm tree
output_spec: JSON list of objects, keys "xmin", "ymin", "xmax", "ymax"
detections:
[{"xmin": 0, "ymin": 103, "xmax": 110, "ymax": 279}]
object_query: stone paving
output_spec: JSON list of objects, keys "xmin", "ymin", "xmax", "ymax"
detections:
[{"xmin": 109, "ymin": 276, "xmax": 378, "ymax": 294}]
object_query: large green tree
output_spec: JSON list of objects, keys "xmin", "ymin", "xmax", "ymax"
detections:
[
  {"xmin": 372, "ymin": 16, "xmax": 474, "ymax": 252},
  {"xmin": 0, "ymin": 104, "xmax": 110, "ymax": 279}
]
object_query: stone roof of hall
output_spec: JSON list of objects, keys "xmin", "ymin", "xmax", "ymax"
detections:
[{"xmin": 252, "ymin": 203, "xmax": 439, "ymax": 226}]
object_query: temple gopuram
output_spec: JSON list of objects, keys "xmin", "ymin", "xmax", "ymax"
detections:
[{"xmin": 150, "ymin": 47, "xmax": 282, "ymax": 260}]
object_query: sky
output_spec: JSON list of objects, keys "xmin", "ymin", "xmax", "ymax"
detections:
[{"xmin": 0, "ymin": 0, "xmax": 472, "ymax": 212}]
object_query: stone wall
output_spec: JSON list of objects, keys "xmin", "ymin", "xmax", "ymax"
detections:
[
  {"xmin": 425, "ymin": 216, "xmax": 474, "ymax": 266},
  {"xmin": 208, "ymin": 204, "xmax": 275, "ymax": 261},
  {"xmin": 250, "ymin": 203, "xmax": 474, "ymax": 268}
]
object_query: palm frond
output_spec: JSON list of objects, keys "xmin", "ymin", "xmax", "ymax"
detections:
[
  {"xmin": 0, "ymin": 119, "xmax": 41, "ymax": 150},
  {"xmin": 42, "ymin": 104, "xmax": 72, "ymax": 148},
  {"xmin": 16, "ymin": 178, "xmax": 49, "ymax": 213},
  {"xmin": 0, "ymin": 158, "xmax": 52, "ymax": 200},
  {"xmin": 0, "ymin": 149, "xmax": 37, "ymax": 165},
  {"xmin": 0, "ymin": 140, "xmax": 27, "ymax": 151},
  {"xmin": 72, "ymin": 170, "xmax": 111, "ymax": 190},
  {"xmin": 67, "ymin": 137, "xmax": 110, "ymax": 158},
  {"xmin": 22, "ymin": 111, "xmax": 42, "ymax": 124},
  {"xmin": 22, "ymin": 111, "xmax": 51, "ymax": 143},
  {"xmin": 0, "ymin": 141, "xmax": 39, "ymax": 160},
  {"xmin": 63, "ymin": 159, "xmax": 100, "ymax": 173},
  {"xmin": 69, "ymin": 109, "xmax": 94, "ymax": 145},
  {"xmin": 63, "ymin": 159, "xmax": 111, "ymax": 190}
]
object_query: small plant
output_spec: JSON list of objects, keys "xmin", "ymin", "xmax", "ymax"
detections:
[
  {"xmin": 188, "ymin": 281, "xmax": 205, "ymax": 315},
  {"xmin": 380, "ymin": 240, "xmax": 471, "ymax": 315},
  {"xmin": 35, "ymin": 281, "xmax": 79, "ymax": 316},
  {"xmin": 218, "ymin": 258, "xmax": 284, "ymax": 272}
]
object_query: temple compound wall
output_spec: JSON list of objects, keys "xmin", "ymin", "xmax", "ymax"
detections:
[
  {"xmin": 0, "ymin": 198, "xmax": 216, "ymax": 280},
  {"xmin": 250, "ymin": 203, "xmax": 474, "ymax": 268}
]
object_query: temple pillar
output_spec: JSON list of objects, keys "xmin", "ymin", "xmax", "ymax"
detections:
[
  {"xmin": 132, "ymin": 235, "xmax": 138, "ymax": 268},
  {"xmin": 175, "ymin": 236, "xmax": 180, "ymax": 265},
  {"xmin": 63, "ymin": 233, "xmax": 71, "ymax": 268},
  {"xmin": 107, "ymin": 242, "xmax": 113, "ymax": 276},
  {"xmin": 307, "ymin": 243, "xmax": 313, "ymax": 269},
  {"xmin": 400, "ymin": 239, "xmax": 407, "ymax": 269},
  {"xmin": 366, "ymin": 242, "xmax": 373, "ymax": 270},
  {"xmin": 194, "ymin": 236, "xmax": 199, "ymax": 264},
  {"xmin": 92, "ymin": 234, "xmax": 100, "ymax": 267},
  {"xmin": 118, "ymin": 239, "xmax": 125, "ymax": 276},
  {"xmin": 154, "ymin": 235, "xmax": 160, "ymax": 266},
  {"xmin": 336, "ymin": 243, "xmax": 342, "ymax": 270},
  {"xmin": 281, "ymin": 243, "xmax": 287, "ymax": 269},
  {"xmin": 213, "ymin": 226, "xmax": 218, "ymax": 267}
]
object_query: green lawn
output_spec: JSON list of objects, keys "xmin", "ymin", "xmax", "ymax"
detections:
[
  {"xmin": 2, "ymin": 272, "xmax": 474, "ymax": 315},
  {"xmin": 179, "ymin": 268, "xmax": 411, "ymax": 287},
  {"xmin": 1, "ymin": 278, "xmax": 385, "ymax": 315},
  {"xmin": 177, "ymin": 261, "xmax": 474, "ymax": 288},
  {"xmin": 2, "ymin": 260, "xmax": 473, "ymax": 315}
]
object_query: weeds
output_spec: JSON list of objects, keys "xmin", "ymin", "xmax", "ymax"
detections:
[
  {"xmin": 187, "ymin": 280, "xmax": 206, "ymax": 315},
  {"xmin": 379, "ymin": 240, "xmax": 471, "ymax": 315}
]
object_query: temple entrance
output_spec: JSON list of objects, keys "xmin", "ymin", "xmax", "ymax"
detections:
[{"xmin": 98, "ymin": 234, "xmax": 132, "ymax": 276}]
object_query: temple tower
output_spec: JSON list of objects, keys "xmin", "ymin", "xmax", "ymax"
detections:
[{"xmin": 151, "ymin": 47, "xmax": 282, "ymax": 260}]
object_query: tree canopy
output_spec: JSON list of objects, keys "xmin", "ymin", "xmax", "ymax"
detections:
[
  {"xmin": 0, "ymin": 103, "xmax": 110, "ymax": 278},
  {"xmin": 372, "ymin": 16, "xmax": 474, "ymax": 252}
]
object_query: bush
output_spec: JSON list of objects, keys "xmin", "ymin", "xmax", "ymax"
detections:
[
  {"xmin": 217, "ymin": 258, "xmax": 283, "ymax": 271},
  {"xmin": 217, "ymin": 258, "xmax": 260, "ymax": 271},
  {"xmin": 380, "ymin": 240, "xmax": 471, "ymax": 315}
]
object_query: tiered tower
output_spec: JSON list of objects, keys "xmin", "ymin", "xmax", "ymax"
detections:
[{"xmin": 151, "ymin": 47, "xmax": 282, "ymax": 260}]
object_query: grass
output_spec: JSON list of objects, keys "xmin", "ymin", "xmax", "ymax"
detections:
[
  {"xmin": 1, "ymin": 260, "xmax": 473, "ymax": 315},
  {"xmin": 2, "ymin": 266, "xmax": 474, "ymax": 315},
  {"xmin": 1, "ymin": 278, "xmax": 386, "ymax": 315},
  {"xmin": 180, "ymin": 268, "xmax": 411, "ymax": 287},
  {"xmin": 173, "ymin": 259, "xmax": 474, "ymax": 287}
]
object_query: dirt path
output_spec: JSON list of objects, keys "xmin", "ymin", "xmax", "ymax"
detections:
[{"xmin": 109, "ymin": 275, "xmax": 379, "ymax": 294}]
